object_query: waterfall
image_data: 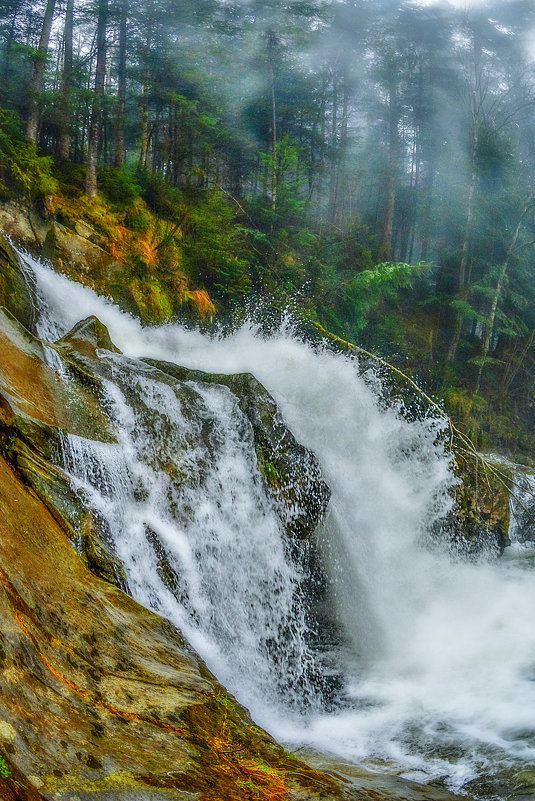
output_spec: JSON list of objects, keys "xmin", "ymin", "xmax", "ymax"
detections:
[{"xmin": 14, "ymin": 248, "xmax": 535, "ymax": 796}]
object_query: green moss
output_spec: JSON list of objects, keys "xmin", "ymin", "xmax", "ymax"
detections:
[
  {"xmin": 0, "ymin": 753, "xmax": 11, "ymax": 779},
  {"xmin": 260, "ymin": 459, "xmax": 284, "ymax": 489},
  {"xmin": 129, "ymin": 279, "xmax": 173, "ymax": 323},
  {"xmin": 213, "ymin": 692, "xmax": 234, "ymax": 708},
  {"xmin": 124, "ymin": 199, "xmax": 152, "ymax": 232}
]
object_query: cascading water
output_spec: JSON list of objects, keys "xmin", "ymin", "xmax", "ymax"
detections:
[
  {"xmin": 14, "ymin": 248, "xmax": 535, "ymax": 798},
  {"xmin": 62, "ymin": 363, "xmax": 316, "ymax": 709}
]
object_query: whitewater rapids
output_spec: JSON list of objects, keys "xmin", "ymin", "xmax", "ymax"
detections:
[{"xmin": 17, "ymin": 250, "xmax": 535, "ymax": 796}]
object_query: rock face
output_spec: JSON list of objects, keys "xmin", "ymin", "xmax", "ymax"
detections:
[
  {"xmin": 0, "ymin": 453, "xmax": 353, "ymax": 801},
  {"xmin": 0, "ymin": 201, "xmax": 215, "ymax": 325},
  {"xmin": 0, "ymin": 200, "xmax": 118, "ymax": 278},
  {"xmin": 0, "ymin": 236, "xmax": 35, "ymax": 331},
  {"xmin": 144, "ymin": 361, "xmax": 330, "ymax": 540},
  {"xmin": 449, "ymin": 452, "xmax": 511, "ymax": 555}
]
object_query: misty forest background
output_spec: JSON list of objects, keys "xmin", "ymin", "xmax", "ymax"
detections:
[{"xmin": 1, "ymin": 0, "xmax": 535, "ymax": 453}]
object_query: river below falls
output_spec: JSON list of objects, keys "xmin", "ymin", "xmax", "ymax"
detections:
[{"xmin": 16, "ymin": 248, "xmax": 535, "ymax": 801}]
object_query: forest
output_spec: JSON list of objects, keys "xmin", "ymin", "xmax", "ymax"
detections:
[{"xmin": 1, "ymin": 0, "xmax": 535, "ymax": 452}]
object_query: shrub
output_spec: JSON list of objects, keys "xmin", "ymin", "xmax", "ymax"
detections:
[
  {"xmin": 124, "ymin": 198, "xmax": 152, "ymax": 232},
  {"xmin": 139, "ymin": 170, "xmax": 181, "ymax": 218},
  {"xmin": 0, "ymin": 108, "xmax": 57, "ymax": 200},
  {"xmin": 98, "ymin": 166, "xmax": 141, "ymax": 205}
]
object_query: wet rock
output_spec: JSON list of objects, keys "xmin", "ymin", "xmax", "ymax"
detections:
[
  {"xmin": 0, "ymin": 307, "xmax": 114, "ymax": 445},
  {"xmin": 56, "ymin": 315, "xmax": 121, "ymax": 359},
  {"xmin": 0, "ymin": 235, "xmax": 35, "ymax": 331},
  {"xmin": 448, "ymin": 452, "xmax": 511, "ymax": 555},
  {"xmin": 302, "ymin": 750, "xmax": 470, "ymax": 801},
  {"xmin": 508, "ymin": 769, "xmax": 535, "ymax": 801},
  {"xmin": 144, "ymin": 360, "xmax": 331, "ymax": 540},
  {"xmin": 0, "ymin": 306, "xmax": 123, "ymax": 584},
  {"xmin": 0, "ymin": 454, "xmax": 362, "ymax": 800}
]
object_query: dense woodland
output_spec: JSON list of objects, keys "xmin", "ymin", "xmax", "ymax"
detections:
[{"xmin": 1, "ymin": 0, "xmax": 535, "ymax": 451}]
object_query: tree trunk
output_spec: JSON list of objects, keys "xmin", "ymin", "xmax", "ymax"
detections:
[
  {"xmin": 26, "ymin": 0, "xmax": 57, "ymax": 144},
  {"xmin": 58, "ymin": 0, "xmax": 74, "ymax": 159},
  {"xmin": 113, "ymin": 0, "xmax": 127, "ymax": 167},
  {"xmin": 85, "ymin": 0, "xmax": 108, "ymax": 197},
  {"xmin": 379, "ymin": 83, "xmax": 398, "ymax": 261},
  {"xmin": 475, "ymin": 197, "xmax": 533, "ymax": 393},
  {"xmin": 268, "ymin": 31, "xmax": 277, "ymax": 224},
  {"xmin": 137, "ymin": 0, "xmax": 154, "ymax": 171},
  {"xmin": 328, "ymin": 69, "xmax": 339, "ymax": 223},
  {"xmin": 138, "ymin": 81, "xmax": 148, "ymax": 169},
  {"xmin": 446, "ymin": 107, "xmax": 478, "ymax": 364},
  {"xmin": 338, "ymin": 65, "xmax": 350, "ymax": 220}
]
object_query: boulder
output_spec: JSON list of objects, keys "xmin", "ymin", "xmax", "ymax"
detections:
[{"xmin": 56, "ymin": 315, "xmax": 121, "ymax": 359}]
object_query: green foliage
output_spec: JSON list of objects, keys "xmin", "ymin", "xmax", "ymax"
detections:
[
  {"xmin": 213, "ymin": 692, "xmax": 233, "ymax": 708},
  {"xmin": 0, "ymin": 109, "xmax": 57, "ymax": 200},
  {"xmin": 0, "ymin": 753, "xmax": 11, "ymax": 779},
  {"xmin": 124, "ymin": 199, "xmax": 152, "ymax": 232},
  {"xmin": 98, "ymin": 167, "xmax": 141, "ymax": 205},
  {"xmin": 139, "ymin": 170, "xmax": 182, "ymax": 219},
  {"xmin": 323, "ymin": 261, "xmax": 428, "ymax": 337},
  {"xmin": 449, "ymin": 298, "xmax": 484, "ymax": 322},
  {"xmin": 182, "ymin": 190, "xmax": 252, "ymax": 304}
]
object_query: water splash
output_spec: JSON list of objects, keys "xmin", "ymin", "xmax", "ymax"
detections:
[{"xmin": 14, "ymin": 248, "xmax": 535, "ymax": 796}]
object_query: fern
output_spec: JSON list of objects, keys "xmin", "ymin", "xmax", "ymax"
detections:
[{"xmin": 349, "ymin": 261, "xmax": 427, "ymax": 332}]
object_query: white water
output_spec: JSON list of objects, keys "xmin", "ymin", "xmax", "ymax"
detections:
[{"xmin": 15, "ymin": 250, "xmax": 535, "ymax": 796}]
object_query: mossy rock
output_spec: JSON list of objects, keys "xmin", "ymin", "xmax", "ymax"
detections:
[
  {"xmin": 448, "ymin": 452, "xmax": 511, "ymax": 555},
  {"xmin": 0, "ymin": 235, "xmax": 35, "ymax": 330},
  {"xmin": 143, "ymin": 360, "xmax": 331, "ymax": 540},
  {"xmin": 42, "ymin": 220, "xmax": 113, "ymax": 274},
  {"xmin": 56, "ymin": 315, "xmax": 121, "ymax": 359},
  {"xmin": 508, "ymin": 768, "xmax": 535, "ymax": 800}
]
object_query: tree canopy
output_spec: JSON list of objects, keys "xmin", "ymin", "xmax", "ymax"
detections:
[{"xmin": 2, "ymin": 0, "xmax": 535, "ymax": 449}]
